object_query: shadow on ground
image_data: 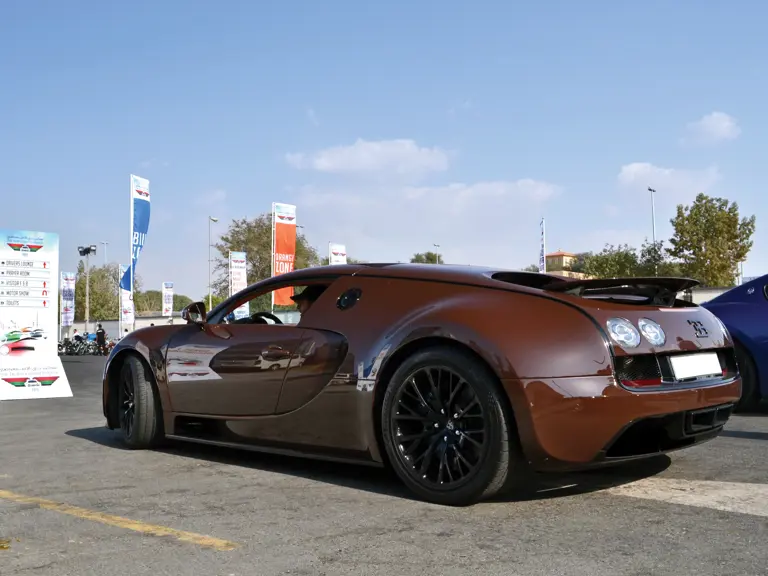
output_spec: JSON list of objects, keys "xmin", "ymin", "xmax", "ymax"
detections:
[{"xmin": 66, "ymin": 426, "xmax": 672, "ymax": 505}]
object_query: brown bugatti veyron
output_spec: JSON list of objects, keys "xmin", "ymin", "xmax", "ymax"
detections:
[{"xmin": 102, "ymin": 263, "xmax": 741, "ymax": 506}]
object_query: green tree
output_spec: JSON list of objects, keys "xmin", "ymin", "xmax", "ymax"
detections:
[
  {"xmin": 211, "ymin": 214, "xmax": 321, "ymax": 311},
  {"xmin": 521, "ymin": 264, "xmax": 540, "ymax": 272},
  {"xmin": 635, "ymin": 239, "xmax": 682, "ymax": 277},
  {"xmin": 410, "ymin": 251, "xmax": 442, "ymax": 264},
  {"xmin": 75, "ymin": 261, "xmax": 121, "ymax": 321},
  {"xmin": 667, "ymin": 193, "xmax": 756, "ymax": 287},
  {"xmin": 565, "ymin": 252, "xmax": 591, "ymax": 274},
  {"xmin": 582, "ymin": 244, "xmax": 640, "ymax": 279},
  {"xmin": 173, "ymin": 294, "xmax": 193, "ymax": 311}
]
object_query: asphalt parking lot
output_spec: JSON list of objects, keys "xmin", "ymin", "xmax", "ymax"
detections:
[{"xmin": 1, "ymin": 357, "xmax": 767, "ymax": 576}]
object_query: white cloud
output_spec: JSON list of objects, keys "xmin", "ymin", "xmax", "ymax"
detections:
[
  {"xmin": 618, "ymin": 162, "xmax": 720, "ymax": 198},
  {"xmin": 294, "ymin": 178, "xmax": 560, "ymax": 269},
  {"xmin": 682, "ymin": 112, "xmax": 741, "ymax": 145},
  {"xmin": 285, "ymin": 139, "xmax": 450, "ymax": 178}
]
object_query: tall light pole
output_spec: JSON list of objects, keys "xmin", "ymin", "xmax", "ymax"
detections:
[
  {"xmin": 648, "ymin": 187, "xmax": 658, "ymax": 276},
  {"xmin": 433, "ymin": 243, "xmax": 441, "ymax": 264},
  {"xmin": 208, "ymin": 216, "xmax": 219, "ymax": 310},
  {"xmin": 647, "ymin": 187, "xmax": 657, "ymax": 245},
  {"xmin": 78, "ymin": 244, "xmax": 97, "ymax": 332},
  {"xmin": 100, "ymin": 241, "xmax": 109, "ymax": 265}
]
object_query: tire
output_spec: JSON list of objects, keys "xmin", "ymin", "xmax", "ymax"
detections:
[
  {"xmin": 734, "ymin": 341, "xmax": 761, "ymax": 413},
  {"xmin": 380, "ymin": 345, "xmax": 527, "ymax": 506},
  {"xmin": 118, "ymin": 355, "xmax": 163, "ymax": 449}
]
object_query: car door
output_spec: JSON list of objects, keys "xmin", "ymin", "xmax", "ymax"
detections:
[
  {"xmin": 274, "ymin": 328, "xmax": 350, "ymax": 414},
  {"xmin": 165, "ymin": 322, "xmax": 307, "ymax": 416}
]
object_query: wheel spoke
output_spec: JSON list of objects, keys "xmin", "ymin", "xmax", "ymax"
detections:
[{"xmin": 390, "ymin": 363, "xmax": 489, "ymax": 489}]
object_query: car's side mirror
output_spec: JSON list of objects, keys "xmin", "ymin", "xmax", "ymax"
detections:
[{"xmin": 181, "ymin": 302, "xmax": 207, "ymax": 324}]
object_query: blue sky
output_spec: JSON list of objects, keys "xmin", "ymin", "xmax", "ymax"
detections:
[{"xmin": 2, "ymin": 0, "xmax": 767, "ymax": 298}]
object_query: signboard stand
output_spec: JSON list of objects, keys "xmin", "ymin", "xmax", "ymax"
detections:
[{"xmin": 0, "ymin": 229, "xmax": 73, "ymax": 401}]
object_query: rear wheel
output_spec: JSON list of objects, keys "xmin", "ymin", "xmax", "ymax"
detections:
[
  {"xmin": 734, "ymin": 341, "xmax": 761, "ymax": 412},
  {"xmin": 118, "ymin": 355, "xmax": 163, "ymax": 448},
  {"xmin": 381, "ymin": 346, "xmax": 527, "ymax": 506}
]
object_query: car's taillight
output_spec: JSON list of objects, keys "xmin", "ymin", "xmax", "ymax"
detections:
[{"xmin": 621, "ymin": 377, "xmax": 662, "ymax": 388}]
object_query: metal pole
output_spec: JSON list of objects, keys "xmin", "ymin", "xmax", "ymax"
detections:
[
  {"xmin": 648, "ymin": 187, "xmax": 657, "ymax": 245},
  {"xmin": 85, "ymin": 252, "xmax": 90, "ymax": 333},
  {"xmin": 208, "ymin": 217, "xmax": 212, "ymax": 311},
  {"xmin": 101, "ymin": 241, "xmax": 109, "ymax": 265}
]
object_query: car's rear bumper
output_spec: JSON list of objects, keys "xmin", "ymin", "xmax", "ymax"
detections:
[{"xmin": 503, "ymin": 375, "xmax": 741, "ymax": 471}]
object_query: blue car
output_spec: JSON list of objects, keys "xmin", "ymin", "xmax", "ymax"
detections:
[{"xmin": 701, "ymin": 275, "xmax": 768, "ymax": 411}]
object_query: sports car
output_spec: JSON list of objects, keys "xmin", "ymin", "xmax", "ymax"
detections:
[
  {"xmin": 102, "ymin": 263, "xmax": 741, "ymax": 506},
  {"xmin": 701, "ymin": 274, "xmax": 768, "ymax": 412}
]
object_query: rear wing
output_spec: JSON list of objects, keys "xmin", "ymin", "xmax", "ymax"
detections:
[{"xmin": 541, "ymin": 276, "xmax": 700, "ymax": 306}]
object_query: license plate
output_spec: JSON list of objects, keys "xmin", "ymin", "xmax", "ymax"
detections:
[{"xmin": 669, "ymin": 352, "xmax": 722, "ymax": 380}]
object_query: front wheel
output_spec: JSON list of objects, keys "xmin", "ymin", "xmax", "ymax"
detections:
[
  {"xmin": 381, "ymin": 346, "xmax": 526, "ymax": 506},
  {"xmin": 118, "ymin": 355, "xmax": 164, "ymax": 448}
]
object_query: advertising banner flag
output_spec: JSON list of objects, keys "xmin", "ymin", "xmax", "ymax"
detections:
[
  {"xmin": 538, "ymin": 217, "xmax": 546, "ymax": 273},
  {"xmin": 162, "ymin": 282, "xmax": 174, "ymax": 317},
  {"xmin": 271, "ymin": 202, "xmax": 297, "ymax": 307},
  {"xmin": 119, "ymin": 264, "xmax": 134, "ymax": 326},
  {"xmin": 0, "ymin": 229, "xmax": 73, "ymax": 401},
  {"xmin": 60, "ymin": 272, "xmax": 75, "ymax": 327},
  {"xmin": 119, "ymin": 175, "xmax": 150, "ymax": 321},
  {"xmin": 328, "ymin": 243, "xmax": 347, "ymax": 265},
  {"xmin": 228, "ymin": 251, "xmax": 249, "ymax": 319}
]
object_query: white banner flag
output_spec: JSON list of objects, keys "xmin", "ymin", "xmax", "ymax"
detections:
[
  {"xmin": 119, "ymin": 264, "xmax": 134, "ymax": 325},
  {"xmin": 60, "ymin": 272, "xmax": 75, "ymax": 327},
  {"xmin": 162, "ymin": 282, "xmax": 173, "ymax": 317},
  {"xmin": 228, "ymin": 251, "xmax": 249, "ymax": 319}
]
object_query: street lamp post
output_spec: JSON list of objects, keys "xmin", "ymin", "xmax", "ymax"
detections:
[
  {"xmin": 208, "ymin": 216, "xmax": 219, "ymax": 311},
  {"xmin": 433, "ymin": 244, "xmax": 441, "ymax": 264},
  {"xmin": 647, "ymin": 187, "xmax": 657, "ymax": 245},
  {"xmin": 78, "ymin": 244, "xmax": 97, "ymax": 332}
]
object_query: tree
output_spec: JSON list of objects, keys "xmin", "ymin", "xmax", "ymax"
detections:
[
  {"xmin": 410, "ymin": 251, "xmax": 442, "ymax": 264},
  {"xmin": 636, "ymin": 239, "xmax": 682, "ymax": 277},
  {"xmin": 521, "ymin": 264, "xmax": 540, "ymax": 272},
  {"xmin": 582, "ymin": 244, "xmax": 640, "ymax": 279},
  {"xmin": 565, "ymin": 252, "xmax": 591, "ymax": 274},
  {"xmin": 75, "ymin": 261, "xmax": 121, "ymax": 321},
  {"xmin": 211, "ymin": 214, "xmax": 321, "ymax": 311},
  {"xmin": 173, "ymin": 294, "xmax": 193, "ymax": 311},
  {"xmin": 667, "ymin": 193, "xmax": 756, "ymax": 287}
]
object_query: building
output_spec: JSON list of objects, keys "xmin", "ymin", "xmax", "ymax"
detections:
[{"xmin": 545, "ymin": 250, "xmax": 589, "ymax": 279}]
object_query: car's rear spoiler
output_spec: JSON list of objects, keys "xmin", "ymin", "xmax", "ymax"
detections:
[{"xmin": 541, "ymin": 276, "xmax": 700, "ymax": 296}]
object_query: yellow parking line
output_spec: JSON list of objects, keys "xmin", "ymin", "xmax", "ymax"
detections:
[{"xmin": 0, "ymin": 489, "xmax": 238, "ymax": 551}]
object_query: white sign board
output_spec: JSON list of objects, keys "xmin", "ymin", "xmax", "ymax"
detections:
[
  {"xmin": 0, "ymin": 229, "xmax": 73, "ymax": 401},
  {"xmin": 228, "ymin": 251, "xmax": 249, "ymax": 320},
  {"xmin": 328, "ymin": 243, "xmax": 347, "ymax": 265},
  {"xmin": 162, "ymin": 282, "xmax": 174, "ymax": 317}
]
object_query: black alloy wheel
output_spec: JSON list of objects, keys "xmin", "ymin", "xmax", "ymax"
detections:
[
  {"xmin": 381, "ymin": 346, "xmax": 524, "ymax": 506},
  {"xmin": 390, "ymin": 365, "xmax": 488, "ymax": 488},
  {"xmin": 119, "ymin": 361, "xmax": 136, "ymax": 440},
  {"xmin": 117, "ymin": 355, "xmax": 163, "ymax": 449}
]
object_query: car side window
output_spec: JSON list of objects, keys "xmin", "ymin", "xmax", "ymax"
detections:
[{"xmin": 211, "ymin": 285, "xmax": 303, "ymax": 325}]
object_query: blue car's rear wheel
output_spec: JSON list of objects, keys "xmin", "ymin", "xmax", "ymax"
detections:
[{"xmin": 734, "ymin": 342, "xmax": 761, "ymax": 412}]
